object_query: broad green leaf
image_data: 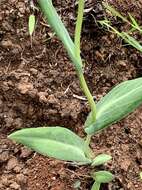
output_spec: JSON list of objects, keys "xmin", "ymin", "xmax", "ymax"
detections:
[
  {"xmin": 38, "ymin": 0, "xmax": 82, "ymax": 71},
  {"xmin": 91, "ymin": 154, "xmax": 112, "ymax": 167},
  {"xmin": 85, "ymin": 78, "xmax": 142, "ymax": 135},
  {"xmin": 28, "ymin": 14, "xmax": 35, "ymax": 36},
  {"xmin": 8, "ymin": 127, "xmax": 91, "ymax": 163},
  {"xmin": 92, "ymin": 171, "xmax": 114, "ymax": 183}
]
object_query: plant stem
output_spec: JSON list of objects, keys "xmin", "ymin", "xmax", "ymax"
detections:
[
  {"xmin": 39, "ymin": 0, "xmax": 96, "ymax": 132},
  {"xmin": 75, "ymin": 0, "xmax": 85, "ymax": 58},
  {"xmin": 85, "ymin": 134, "xmax": 91, "ymax": 145},
  {"xmin": 75, "ymin": 0, "xmax": 96, "ymax": 122},
  {"xmin": 77, "ymin": 71, "xmax": 96, "ymax": 122},
  {"xmin": 85, "ymin": 134, "xmax": 92, "ymax": 157},
  {"xmin": 91, "ymin": 181, "xmax": 101, "ymax": 190}
]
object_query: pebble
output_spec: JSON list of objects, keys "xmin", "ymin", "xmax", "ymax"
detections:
[
  {"xmin": 17, "ymin": 81, "xmax": 33, "ymax": 94},
  {"xmin": 13, "ymin": 166, "xmax": 22, "ymax": 173},
  {"xmin": 1, "ymin": 176, "xmax": 9, "ymax": 186},
  {"xmin": 0, "ymin": 151, "xmax": 9, "ymax": 162},
  {"xmin": 20, "ymin": 147, "xmax": 32, "ymax": 158},
  {"xmin": 30, "ymin": 68, "xmax": 38, "ymax": 75},
  {"xmin": 16, "ymin": 174, "xmax": 27, "ymax": 184},
  {"xmin": 1, "ymin": 39, "xmax": 13, "ymax": 48},
  {"xmin": 7, "ymin": 157, "xmax": 18, "ymax": 170},
  {"xmin": 10, "ymin": 182, "xmax": 20, "ymax": 190},
  {"xmin": 120, "ymin": 159, "xmax": 131, "ymax": 171},
  {"xmin": 0, "ymin": 183, "xmax": 4, "ymax": 188}
]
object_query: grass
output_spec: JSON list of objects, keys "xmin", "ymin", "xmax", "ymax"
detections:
[{"xmin": 100, "ymin": 3, "xmax": 142, "ymax": 52}]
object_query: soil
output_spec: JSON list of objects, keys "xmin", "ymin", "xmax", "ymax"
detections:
[{"xmin": 0, "ymin": 0, "xmax": 142, "ymax": 189}]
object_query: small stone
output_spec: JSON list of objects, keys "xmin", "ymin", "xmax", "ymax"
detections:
[
  {"xmin": 118, "ymin": 60, "xmax": 127, "ymax": 67},
  {"xmin": 38, "ymin": 92, "xmax": 48, "ymax": 103},
  {"xmin": 13, "ymin": 166, "xmax": 22, "ymax": 173},
  {"xmin": 10, "ymin": 182, "xmax": 20, "ymax": 190},
  {"xmin": 17, "ymin": 81, "xmax": 33, "ymax": 94},
  {"xmin": 20, "ymin": 147, "xmax": 32, "ymax": 158},
  {"xmin": 16, "ymin": 174, "xmax": 27, "ymax": 184},
  {"xmin": 28, "ymin": 89, "xmax": 38, "ymax": 98},
  {"xmin": 13, "ymin": 118, "xmax": 23, "ymax": 129},
  {"xmin": 7, "ymin": 157, "xmax": 18, "ymax": 170},
  {"xmin": 0, "ymin": 151, "xmax": 9, "ymax": 162},
  {"xmin": 22, "ymin": 168, "xmax": 28, "ymax": 175},
  {"xmin": 1, "ymin": 39, "xmax": 13, "ymax": 48},
  {"xmin": 120, "ymin": 159, "xmax": 131, "ymax": 171},
  {"xmin": 0, "ymin": 183, "xmax": 4, "ymax": 188},
  {"xmin": 47, "ymin": 94, "xmax": 58, "ymax": 104},
  {"xmin": 1, "ymin": 176, "xmax": 9, "ymax": 186},
  {"xmin": 30, "ymin": 68, "xmax": 38, "ymax": 75}
]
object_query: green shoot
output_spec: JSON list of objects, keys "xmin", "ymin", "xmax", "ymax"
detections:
[
  {"xmin": 28, "ymin": 14, "xmax": 36, "ymax": 47},
  {"xmin": 103, "ymin": 3, "xmax": 128, "ymax": 23},
  {"xmin": 100, "ymin": 4, "xmax": 142, "ymax": 53},
  {"xmin": 128, "ymin": 13, "xmax": 142, "ymax": 33},
  {"xmin": 28, "ymin": 14, "xmax": 36, "ymax": 36},
  {"xmin": 99, "ymin": 20, "xmax": 142, "ymax": 53},
  {"xmin": 140, "ymin": 172, "xmax": 142, "ymax": 180},
  {"xmin": 91, "ymin": 181, "xmax": 100, "ymax": 190},
  {"xmin": 75, "ymin": 0, "xmax": 85, "ymax": 58},
  {"xmin": 38, "ymin": 0, "xmax": 82, "ymax": 71},
  {"xmin": 8, "ymin": 1, "xmax": 142, "ymax": 189},
  {"xmin": 91, "ymin": 154, "xmax": 112, "ymax": 167},
  {"xmin": 103, "ymin": 3, "xmax": 142, "ymax": 33},
  {"xmin": 39, "ymin": 0, "xmax": 96, "ymax": 121},
  {"xmin": 91, "ymin": 171, "xmax": 114, "ymax": 190}
]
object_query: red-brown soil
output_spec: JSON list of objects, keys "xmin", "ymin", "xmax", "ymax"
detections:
[{"xmin": 0, "ymin": 0, "xmax": 142, "ymax": 190}]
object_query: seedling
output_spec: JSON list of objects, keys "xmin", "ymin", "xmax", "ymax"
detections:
[
  {"xmin": 100, "ymin": 3, "xmax": 142, "ymax": 52},
  {"xmin": 28, "ymin": 14, "xmax": 36, "ymax": 47},
  {"xmin": 8, "ymin": 0, "xmax": 142, "ymax": 189},
  {"xmin": 140, "ymin": 172, "xmax": 142, "ymax": 180}
]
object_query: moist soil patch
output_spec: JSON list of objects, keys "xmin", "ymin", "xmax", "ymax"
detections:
[{"xmin": 0, "ymin": 0, "xmax": 142, "ymax": 189}]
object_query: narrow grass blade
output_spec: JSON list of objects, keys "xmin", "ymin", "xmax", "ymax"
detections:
[
  {"xmin": 103, "ymin": 3, "xmax": 128, "ymax": 23},
  {"xmin": 121, "ymin": 32, "xmax": 142, "ymax": 52},
  {"xmin": 100, "ymin": 20, "xmax": 142, "ymax": 53}
]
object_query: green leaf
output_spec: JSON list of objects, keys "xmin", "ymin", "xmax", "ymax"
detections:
[
  {"xmin": 92, "ymin": 171, "xmax": 114, "ymax": 183},
  {"xmin": 85, "ymin": 78, "xmax": 142, "ymax": 135},
  {"xmin": 128, "ymin": 13, "xmax": 140, "ymax": 29},
  {"xmin": 91, "ymin": 181, "xmax": 100, "ymax": 190},
  {"xmin": 8, "ymin": 127, "xmax": 91, "ymax": 163},
  {"xmin": 100, "ymin": 20, "xmax": 142, "ymax": 53},
  {"xmin": 121, "ymin": 32, "xmax": 142, "ymax": 52},
  {"xmin": 140, "ymin": 172, "xmax": 142, "ymax": 180},
  {"xmin": 73, "ymin": 180, "xmax": 81, "ymax": 189},
  {"xmin": 91, "ymin": 154, "xmax": 112, "ymax": 167},
  {"xmin": 38, "ymin": 0, "xmax": 82, "ymax": 71},
  {"xmin": 28, "ymin": 14, "xmax": 35, "ymax": 36},
  {"xmin": 103, "ymin": 3, "xmax": 128, "ymax": 23}
]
